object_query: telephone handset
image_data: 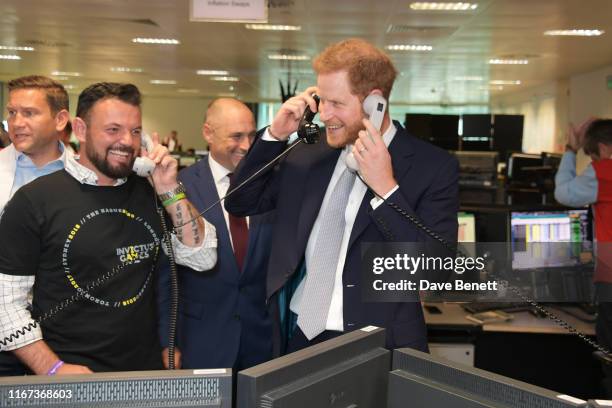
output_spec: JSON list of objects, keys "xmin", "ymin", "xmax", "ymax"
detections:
[
  {"xmin": 345, "ymin": 94, "xmax": 387, "ymax": 172},
  {"xmin": 296, "ymin": 94, "xmax": 321, "ymax": 144},
  {"xmin": 132, "ymin": 134, "xmax": 156, "ymax": 177}
]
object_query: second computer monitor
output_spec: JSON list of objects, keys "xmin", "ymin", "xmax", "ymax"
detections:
[
  {"xmin": 389, "ymin": 348, "xmax": 586, "ymax": 408},
  {"xmin": 236, "ymin": 327, "xmax": 390, "ymax": 408}
]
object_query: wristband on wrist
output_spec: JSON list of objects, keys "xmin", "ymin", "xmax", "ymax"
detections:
[
  {"xmin": 47, "ymin": 360, "xmax": 64, "ymax": 375},
  {"xmin": 158, "ymin": 182, "xmax": 187, "ymax": 207},
  {"xmin": 162, "ymin": 192, "xmax": 186, "ymax": 207}
]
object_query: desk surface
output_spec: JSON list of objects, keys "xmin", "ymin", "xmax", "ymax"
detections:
[{"xmin": 424, "ymin": 303, "xmax": 595, "ymax": 336}]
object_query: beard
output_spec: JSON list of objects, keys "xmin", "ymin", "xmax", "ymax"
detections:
[
  {"xmin": 325, "ymin": 119, "xmax": 363, "ymax": 149},
  {"xmin": 85, "ymin": 141, "xmax": 135, "ymax": 179}
]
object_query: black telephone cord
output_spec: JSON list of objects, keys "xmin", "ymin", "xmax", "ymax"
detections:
[{"xmin": 356, "ymin": 173, "xmax": 611, "ymax": 358}]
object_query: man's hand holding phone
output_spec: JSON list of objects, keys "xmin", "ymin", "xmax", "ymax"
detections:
[
  {"xmin": 353, "ymin": 118, "xmax": 397, "ymax": 197},
  {"xmin": 138, "ymin": 135, "xmax": 180, "ymax": 195},
  {"xmin": 268, "ymin": 86, "xmax": 319, "ymax": 141}
]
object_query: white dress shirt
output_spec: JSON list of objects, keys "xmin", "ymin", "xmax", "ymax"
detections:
[
  {"xmin": 208, "ymin": 155, "xmax": 249, "ymax": 249},
  {"xmin": 269, "ymin": 123, "xmax": 397, "ymax": 333}
]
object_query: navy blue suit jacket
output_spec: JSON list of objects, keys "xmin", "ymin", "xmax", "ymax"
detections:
[
  {"xmin": 225, "ymin": 122, "xmax": 459, "ymax": 353},
  {"xmin": 158, "ymin": 156, "xmax": 273, "ymax": 369}
]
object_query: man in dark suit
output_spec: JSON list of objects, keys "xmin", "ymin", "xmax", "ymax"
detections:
[
  {"xmin": 159, "ymin": 98, "xmax": 273, "ymax": 370},
  {"xmin": 226, "ymin": 38, "xmax": 459, "ymax": 354}
]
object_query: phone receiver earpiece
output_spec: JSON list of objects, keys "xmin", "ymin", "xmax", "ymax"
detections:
[
  {"xmin": 133, "ymin": 134, "xmax": 156, "ymax": 177},
  {"xmin": 297, "ymin": 94, "xmax": 321, "ymax": 144},
  {"xmin": 362, "ymin": 94, "xmax": 387, "ymax": 132},
  {"xmin": 346, "ymin": 94, "xmax": 388, "ymax": 173}
]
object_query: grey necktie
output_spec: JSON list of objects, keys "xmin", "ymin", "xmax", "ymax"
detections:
[{"xmin": 297, "ymin": 167, "xmax": 357, "ymax": 340}]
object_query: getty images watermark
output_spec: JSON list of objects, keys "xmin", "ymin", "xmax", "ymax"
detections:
[{"xmin": 361, "ymin": 242, "xmax": 597, "ymax": 303}]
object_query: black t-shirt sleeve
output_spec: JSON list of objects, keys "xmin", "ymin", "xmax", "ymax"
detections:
[{"xmin": 0, "ymin": 190, "xmax": 41, "ymax": 276}]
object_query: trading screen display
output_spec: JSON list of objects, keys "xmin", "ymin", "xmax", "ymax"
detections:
[{"xmin": 510, "ymin": 210, "xmax": 592, "ymax": 269}]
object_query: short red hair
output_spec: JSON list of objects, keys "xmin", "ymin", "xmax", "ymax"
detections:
[{"xmin": 313, "ymin": 38, "xmax": 397, "ymax": 100}]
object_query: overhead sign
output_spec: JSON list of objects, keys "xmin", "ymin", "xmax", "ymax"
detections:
[{"xmin": 190, "ymin": 0, "xmax": 268, "ymax": 23}]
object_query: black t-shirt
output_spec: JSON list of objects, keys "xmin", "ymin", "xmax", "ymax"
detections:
[{"xmin": 0, "ymin": 170, "xmax": 164, "ymax": 372}]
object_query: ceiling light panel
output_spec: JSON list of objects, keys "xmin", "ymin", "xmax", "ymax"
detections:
[
  {"xmin": 210, "ymin": 76, "xmax": 239, "ymax": 82},
  {"xmin": 410, "ymin": 2, "xmax": 478, "ymax": 11},
  {"xmin": 489, "ymin": 59, "xmax": 528, "ymax": 65},
  {"xmin": 150, "ymin": 79, "xmax": 177, "ymax": 85},
  {"xmin": 132, "ymin": 38, "xmax": 180, "ymax": 45},
  {"xmin": 490, "ymin": 80, "xmax": 521, "ymax": 85},
  {"xmin": 51, "ymin": 71, "xmax": 81, "ymax": 76},
  {"xmin": 544, "ymin": 29, "xmax": 604, "ymax": 37},
  {"xmin": 197, "ymin": 70, "xmax": 230, "ymax": 76},
  {"xmin": 0, "ymin": 45, "xmax": 34, "ymax": 51},
  {"xmin": 268, "ymin": 54, "xmax": 310, "ymax": 60},
  {"xmin": 245, "ymin": 24, "xmax": 301, "ymax": 31},
  {"xmin": 0, "ymin": 54, "xmax": 21, "ymax": 60},
  {"xmin": 386, "ymin": 44, "xmax": 433, "ymax": 51},
  {"xmin": 111, "ymin": 67, "xmax": 144, "ymax": 73}
]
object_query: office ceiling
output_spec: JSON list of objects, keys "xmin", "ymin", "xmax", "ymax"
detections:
[{"xmin": 0, "ymin": 0, "xmax": 611, "ymax": 106}]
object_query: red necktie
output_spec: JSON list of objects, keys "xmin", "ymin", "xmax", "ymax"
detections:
[{"xmin": 228, "ymin": 173, "xmax": 249, "ymax": 271}]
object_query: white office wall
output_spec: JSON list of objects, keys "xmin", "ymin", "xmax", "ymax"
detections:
[
  {"xmin": 490, "ymin": 80, "xmax": 570, "ymax": 155},
  {"xmin": 142, "ymin": 96, "xmax": 212, "ymax": 151},
  {"xmin": 490, "ymin": 63, "xmax": 612, "ymax": 171},
  {"xmin": 569, "ymin": 64, "xmax": 612, "ymax": 172},
  {"xmin": 569, "ymin": 64, "xmax": 612, "ymax": 122}
]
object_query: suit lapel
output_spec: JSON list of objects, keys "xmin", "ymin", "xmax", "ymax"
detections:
[{"xmin": 347, "ymin": 124, "xmax": 415, "ymax": 249}]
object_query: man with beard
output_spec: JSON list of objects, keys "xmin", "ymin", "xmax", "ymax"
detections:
[
  {"xmin": 226, "ymin": 38, "xmax": 459, "ymax": 354},
  {"xmin": 0, "ymin": 83, "xmax": 217, "ymax": 374}
]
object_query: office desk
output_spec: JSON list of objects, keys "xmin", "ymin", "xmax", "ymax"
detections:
[
  {"xmin": 424, "ymin": 303, "xmax": 601, "ymax": 400},
  {"xmin": 424, "ymin": 303, "xmax": 595, "ymax": 335}
]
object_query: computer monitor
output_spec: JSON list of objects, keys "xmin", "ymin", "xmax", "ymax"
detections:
[
  {"xmin": 431, "ymin": 115, "xmax": 460, "ymax": 150},
  {"xmin": 404, "ymin": 113, "xmax": 432, "ymax": 141},
  {"xmin": 541, "ymin": 152, "xmax": 562, "ymax": 170},
  {"xmin": 461, "ymin": 114, "xmax": 492, "ymax": 151},
  {"xmin": 510, "ymin": 210, "xmax": 592, "ymax": 270},
  {"xmin": 0, "ymin": 368, "xmax": 232, "ymax": 407},
  {"xmin": 454, "ymin": 151, "xmax": 499, "ymax": 175},
  {"xmin": 506, "ymin": 153, "xmax": 542, "ymax": 182},
  {"xmin": 492, "ymin": 114, "xmax": 524, "ymax": 161},
  {"xmin": 389, "ymin": 369, "xmax": 507, "ymax": 407},
  {"xmin": 458, "ymin": 212, "xmax": 476, "ymax": 243},
  {"xmin": 390, "ymin": 348, "xmax": 586, "ymax": 408},
  {"xmin": 237, "ymin": 327, "xmax": 390, "ymax": 408}
]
